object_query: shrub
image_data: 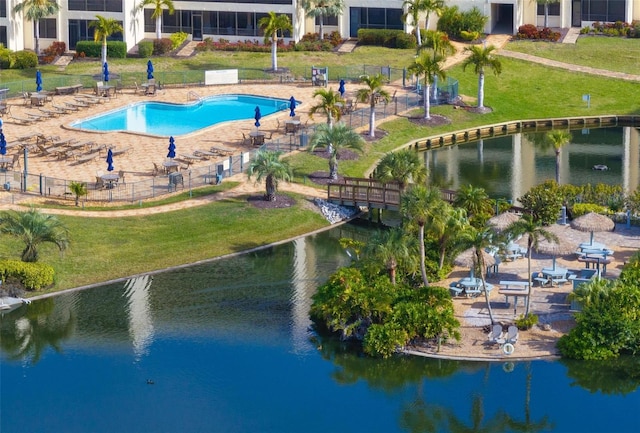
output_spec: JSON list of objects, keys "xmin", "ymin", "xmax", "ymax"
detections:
[
  {"xmin": 41, "ymin": 41, "xmax": 66, "ymax": 64},
  {"xmin": 107, "ymin": 41, "xmax": 127, "ymax": 58},
  {"xmin": 0, "ymin": 259, "xmax": 55, "ymax": 291},
  {"xmin": 437, "ymin": 6, "xmax": 487, "ymax": 40},
  {"xmin": 75, "ymin": 41, "xmax": 101, "ymax": 58},
  {"xmin": 357, "ymin": 29, "xmax": 416, "ymax": 49},
  {"xmin": 515, "ymin": 313, "xmax": 538, "ymax": 330},
  {"xmin": 13, "ymin": 50, "xmax": 38, "ymax": 69},
  {"xmin": 153, "ymin": 38, "xmax": 173, "ymax": 55},
  {"xmin": 138, "ymin": 41, "xmax": 154, "ymax": 57},
  {"xmin": 572, "ymin": 203, "xmax": 609, "ymax": 217},
  {"xmin": 460, "ymin": 30, "xmax": 481, "ymax": 41},
  {"xmin": 325, "ymin": 30, "xmax": 344, "ymax": 47},
  {"xmin": 518, "ymin": 180, "xmax": 564, "ymax": 225},
  {"xmin": 516, "ymin": 25, "xmax": 561, "ymax": 41},
  {"xmin": 170, "ymin": 31, "xmax": 189, "ymax": 50}
]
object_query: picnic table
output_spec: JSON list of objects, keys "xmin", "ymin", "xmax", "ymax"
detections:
[{"xmin": 498, "ymin": 281, "xmax": 530, "ymax": 315}]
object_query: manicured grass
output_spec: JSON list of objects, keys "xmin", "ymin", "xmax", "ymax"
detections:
[
  {"xmin": 0, "ymin": 193, "xmax": 328, "ymax": 293},
  {"xmin": 505, "ymin": 36, "xmax": 640, "ymax": 75}
]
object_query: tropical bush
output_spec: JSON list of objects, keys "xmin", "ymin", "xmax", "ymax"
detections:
[
  {"xmin": 138, "ymin": 41, "xmax": 153, "ymax": 57},
  {"xmin": 515, "ymin": 25, "xmax": 561, "ymax": 41},
  {"xmin": 153, "ymin": 38, "xmax": 173, "ymax": 55},
  {"xmin": 515, "ymin": 313, "xmax": 539, "ymax": 330},
  {"xmin": 357, "ymin": 29, "xmax": 417, "ymax": 49},
  {"xmin": 0, "ymin": 259, "xmax": 55, "ymax": 291},
  {"xmin": 437, "ymin": 6, "xmax": 487, "ymax": 40},
  {"xmin": 75, "ymin": 41, "xmax": 126, "ymax": 58},
  {"xmin": 170, "ymin": 31, "xmax": 189, "ymax": 50},
  {"xmin": 41, "ymin": 41, "xmax": 66, "ymax": 64},
  {"xmin": 2, "ymin": 50, "xmax": 40, "ymax": 69},
  {"xmin": 572, "ymin": 203, "xmax": 609, "ymax": 217},
  {"xmin": 518, "ymin": 180, "xmax": 564, "ymax": 225}
]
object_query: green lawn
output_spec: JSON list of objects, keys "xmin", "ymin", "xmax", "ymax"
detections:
[{"xmin": 2, "ymin": 38, "xmax": 639, "ymax": 294}]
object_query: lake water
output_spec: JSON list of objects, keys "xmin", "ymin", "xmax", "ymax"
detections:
[
  {"xmin": 424, "ymin": 126, "xmax": 640, "ymax": 202},
  {"xmin": 2, "ymin": 224, "xmax": 639, "ymax": 433}
]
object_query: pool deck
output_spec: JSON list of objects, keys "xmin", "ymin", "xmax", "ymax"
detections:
[{"xmin": 0, "ymin": 83, "xmax": 375, "ymax": 186}]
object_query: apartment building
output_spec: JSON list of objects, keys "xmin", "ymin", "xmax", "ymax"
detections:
[{"xmin": 1, "ymin": 0, "xmax": 638, "ymax": 54}]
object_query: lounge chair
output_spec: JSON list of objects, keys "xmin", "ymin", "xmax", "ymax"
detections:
[
  {"xmin": 66, "ymin": 100, "xmax": 89, "ymax": 109},
  {"xmin": 145, "ymin": 84, "xmax": 156, "ymax": 96},
  {"xmin": 54, "ymin": 103, "xmax": 75, "ymax": 112},
  {"xmin": 488, "ymin": 324, "xmax": 504, "ymax": 344},
  {"xmin": 506, "ymin": 325, "xmax": 519, "ymax": 344},
  {"xmin": 26, "ymin": 111, "xmax": 49, "ymax": 121},
  {"xmin": 39, "ymin": 107, "xmax": 62, "ymax": 117},
  {"xmin": 10, "ymin": 113, "xmax": 36, "ymax": 124}
]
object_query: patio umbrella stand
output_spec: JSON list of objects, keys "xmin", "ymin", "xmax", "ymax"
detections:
[
  {"xmin": 36, "ymin": 70, "xmax": 42, "ymax": 92},
  {"xmin": 254, "ymin": 106, "xmax": 261, "ymax": 128},
  {"xmin": 570, "ymin": 212, "xmax": 615, "ymax": 246},
  {"xmin": 147, "ymin": 60, "xmax": 154, "ymax": 80}
]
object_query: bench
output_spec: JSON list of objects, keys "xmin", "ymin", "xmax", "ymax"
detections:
[
  {"xmin": 577, "ymin": 256, "xmax": 611, "ymax": 274},
  {"xmin": 449, "ymin": 282, "xmax": 464, "ymax": 297}
]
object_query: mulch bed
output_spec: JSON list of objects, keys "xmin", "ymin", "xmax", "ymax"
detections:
[
  {"xmin": 360, "ymin": 129, "xmax": 389, "ymax": 142},
  {"xmin": 407, "ymin": 114, "xmax": 452, "ymax": 127},
  {"xmin": 247, "ymin": 194, "xmax": 296, "ymax": 209},
  {"xmin": 308, "ymin": 171, "xmax": 344, "ymax": 186}
]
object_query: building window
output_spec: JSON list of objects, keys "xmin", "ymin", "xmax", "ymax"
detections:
[
  {"xmin": 537, "ymin": 3, "xmax": 561, "ymax": 16},
  {"xmin": 0, "ymin": 26, "xmax": 6, "ymax": 48},
  {"xmin": 68, "ymin": 0, "xmax": 122, "ymax": 12},
  {"xmin": 349, "ymin": 7, "xmax": 403, "ymax": 37},
  {"xmin": 36, "ymin": 19, "xmax": 57, "ymax": 39},
  {"xmin": 581, "ymin": 0, "xmax": 625, "ymax": 22},
  {"xmin": 0, "ymin": 0, "xmax": 6, "ymax": 18},
  {"xmin": 68, "ymin": 19, "xmax": 122, "ymax": 50},
  {"xmin": 143, "ymin": 9, "xmax": 291, "ymax": 38},
  {"xmin": 315, "ymin": 15, "xmax": 339, "ymax": 26}
]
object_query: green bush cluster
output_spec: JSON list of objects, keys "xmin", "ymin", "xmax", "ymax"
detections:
[
  {"xmin": 310, "ymin": 267, "xmax": 460, "ymax": 358},
  {"xmin": 138, "ymin": 41, "xmax": 153, "ymax": 57},
  {"xmin": 170, "ymin": 32, "xmax": 189, "ymax": 50},
  {"xmin": 518, "ymin": 180, "xmax": 564, "ymax": 225},
  {"xmin": 356, "ymin": 29, "xmax": 417, "ymax": 49},
  {"xmin": 572, "ymin": 203, "xmax": 609, "ymax": 217},
  {"xmin": 0, "ymin": 259, "xmax": 55, "ymax": 291},
  {"xmin": 460, "ymin": 30, "xmax": 481, "ymax": 42},
  {"xmin": 75, "ymin": 41, "xmax": 126, "ymax": 58},
  {"xmin": 0, "ymin": 46, "xmax": 38, "ymax": 69},
  {"xmin": 515, "ymin": 313, "xmax": 539, "ymax": 330},
  {"xmin": 437, "ymin": 6, "xmax": 487, "ymax": 40},
  {"xmin": 153, "ymin": 38, "xmax": 173, "ymax": 55}
]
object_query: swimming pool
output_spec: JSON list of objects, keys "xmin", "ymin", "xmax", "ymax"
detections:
[{"xmin": 69, "ymin": 94, "xmax": 292, "ymax": 136}]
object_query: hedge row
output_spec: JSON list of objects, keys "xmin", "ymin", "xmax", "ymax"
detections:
[
  {"xmin": 356, "ymin": 29, "xmax": 416, "ymax": 49},
  {"xmin": 75, "ymin": 41, "xmax": 127, "ymax": 59},
  {"xmin": 0, "ymin": 260, "xmax": 55, "ymax": 291}
]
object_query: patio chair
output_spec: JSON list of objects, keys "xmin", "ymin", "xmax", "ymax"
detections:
[
  {"xmin": 488, "ymin": 324, "xmax": 504, "ymax": 344},
  {"xmin": 152, "ymin": 162, "xmax": 162, "ymax": 176},
  {"xmin": 506, "ymin": 326, "xmax": 519, "ymax": 344},
  {"xmin": 118, "ymin": 170, "xmax": 126, "ymax": 185},
  {"xmin": 95, "ymin": 176, "xmax": 105, "ymax": 190},
  {"xmin": 145, "ymin": 84, "xmax": 156, "ymax": 96}
]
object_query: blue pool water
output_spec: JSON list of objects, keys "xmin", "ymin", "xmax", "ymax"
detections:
[{"xmin": 69, "ymin": 94, "xmax": 291, "ymax": 136}]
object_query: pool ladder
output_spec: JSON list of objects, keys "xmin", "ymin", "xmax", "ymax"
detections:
[{"xmin": 188, "ymin": 91, "xmax": 203, "ymax": 105}]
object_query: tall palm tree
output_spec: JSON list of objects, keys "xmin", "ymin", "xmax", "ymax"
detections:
[
  {"xmin": 138, "ymin": 0, "xmax": 175, "ymax": 40},
  {"xmin": 356, "ymin": 74, "xmax": 391, "ymax": 138},
  {"xmin": 301, "ymin": 0, "xmax": 345, "ymax": 40},
  {"xmin": 13, "ymin": 0, "xmax": 60, "ymax": 55},
  {"xmin": 434, "ymin": 206, "xmax": 469, "ymax": 270},
  {"xmin": 89, "ymin": 15, "xmax": 123, "ymax": 65},
  {"xmin": 505, "ymin": 215, "xmax": 557, "ymax": 315},
  {"xmin": 408, "ymin": 50, "xmax": 446, "ymax": 120},
  {"xmin": 259, "ymin": 12, "xmax": 293, "ymax": 72},
  {"xmin": 547, "ymin": 130, "xmax": 572, "ymax": 184},
  {"xmin": 419, "ymin": 30, "xmax": 455, "ymax": 100},
  {"xmin": 308, "ymin": 88, "xmax": 344, "ymax": 128},
  {"xmin": 458, "ymin": 226, "xmax": 497, "ymax": 324},
  {"xmin": 247, "ymin": 149, "xmax": 292, "ymax": 201},
  {"xmin": 0, "ymin": 208, "xmax": 70, "ymax": 263},
  {"xmin": 461, "ymin": 45, "xmax": 502, "ymax": 110},
  {"xmin": 308, "ymin": 122, "xmax": 364, "ymax": 180},
  {"xmin": 365, "ymin": 228, "xmax": 414, "ymax": 285},
  {"xmin": 453, "ymin": 184, "xmax": 494, "ymax": 228},
  {"xmin": 373, "ymin": 149, "xmax": 427, "ymax": 192},
  {"xmin": 68, "ymin": 181, "xmax": 87, "ymax": 207},
  {"xmin": 400, "ymin": 184, "xmax": 444, "ymax": 286},
  {"xmin": 402, "ymin": 0, "xmax": 426, "ymax": 46}
]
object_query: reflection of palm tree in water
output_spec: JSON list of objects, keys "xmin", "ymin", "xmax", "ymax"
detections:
[{"xmin": 0, "ymin": 298, "xmax": 76, "ymax": 365}]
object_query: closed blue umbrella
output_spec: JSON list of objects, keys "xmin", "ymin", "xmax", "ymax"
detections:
[
  {"xmin": 0, "ymin": 132, "xmax": 6, "ymax": 156},
  {"xmin": 147, "ymin": 60, "xmax": 154, "ymax": 80},
  {"xmin": 289, "ymin": 96, "xmax": 296, "ymax": 117},
  {"xmin": 106, "ymin": 148, "xmax": 114, "ymax": 172},
  {"xmin": 254, "ymin": 106, "xmax": 261, "ymax": 128},
  {"xmin": 103, "ymin": 62, "xmax": 110, "ymax": 82},
  {"xmin": 167, "ymin": 136, "xmax": 176, "ymax": 158},
  {"xmin": 35, "ymin": 70, "xmax": 42, "ymax": 92},
  {"xmin": 338, "ymin": 79, "xmax": 345, "ymax": 97}
]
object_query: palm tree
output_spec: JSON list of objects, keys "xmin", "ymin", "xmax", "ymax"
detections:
[
  {"xmin": 547, "ymin": 130, "xmax": 572, "ymax": 184},
  {"xmin": 408, "ymin": 51, "xmax": 446, "ymax": 120},
  {"xmin": 458, "ymin": 226, "xmax": 497, "ymax": 324},
  {"xmin": 138, "ymin": 0, "xmax": 175, "ymax": 40},
  {"xmin": 259, "ymin": 12, "xmax": 293, "ymax": 72},
  {"xmin": 68, "ymin": 181, "xmax": 87, "ymax": 207},
  {"xmin": 461, "ymin": 45, "xmax": 502, "ymax": 110},
  {"xmin": 308, "ymin": 122, "xmax": 364, "ymax": 180},
  {"xmin": 356, "ymin": 74, "xmax": 391, "ymax": 138},
  {"xmin": 400, "ymin": 184, "xmax": 444, "ymax": 287},
  {"xmin": 0, "ymin": 208, "xmax": 70, "ymax": 263},
  {"xmin": 506, "ymin": 215, "xmax": 557, "ymax": 315},
  {"xmin": 247, "ymin": 149, "xmax": 292, "ymax": 201},
  {"xmin": 453, "ymin": 184, "xmax": 494, "ymax": 228},
  {"xmin": 308, "ymin": 88, "xmax": 344, "ymax": 128},
  {"xmin": 364, "ymin": 228, "xmax": 414, "ymax": 285},
  {"xmin": 89, "ymin": 15, "xmax": 123, "ymax": 66},
  {"xmin": 13, "ymin": 0, "xmax": 60, "ymax": 55},
  {"xmin": 402, "ymin": 0, "xmax": 426, "ymax": 46},
  {"xmin": 373, "ymin": 149, "xmax": 427, "ymax": 192},
  {"xmin": 419, "ymin": 30, "xmax": 454, "ymax": 100},
  {"xmin": 434, "ymin": 205, "xmax": 469, "ymax": 270},
  {"xmin": 301, "ymin": 0, "xmax": 345, "ymax": 40}
]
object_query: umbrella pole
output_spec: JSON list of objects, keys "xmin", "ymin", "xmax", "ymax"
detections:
[{"xmin": 590, "ymin": 231, "xmax": 594, "ymax": 245}]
